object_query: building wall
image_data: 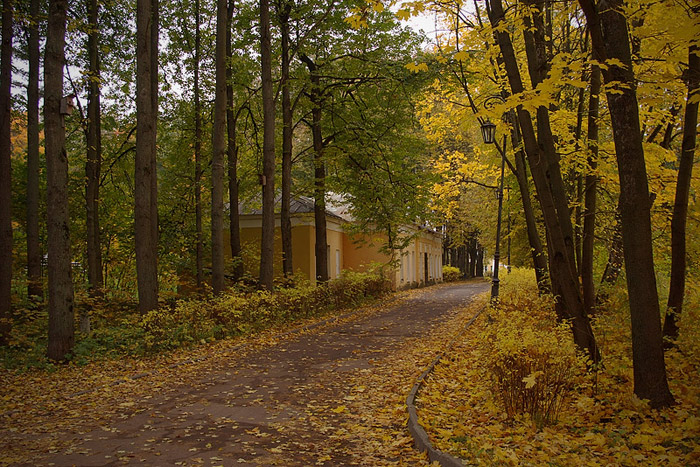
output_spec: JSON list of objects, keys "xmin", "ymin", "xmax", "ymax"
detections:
[
  {"xmin": 396, "ymin": 229, "xmax": 443, "ymax": 289},
  {"xmin": 228, "ymin": 215, "xmax": 442, "ymax": 289}
]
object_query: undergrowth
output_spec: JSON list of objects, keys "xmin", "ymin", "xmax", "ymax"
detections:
[
  {"xmin": 418, "ymin": 267, "xmax": 700, "ymax": 465},
  {"xmin": 1, "ymin": 270, "xmax": 391, "ymax": 371}
]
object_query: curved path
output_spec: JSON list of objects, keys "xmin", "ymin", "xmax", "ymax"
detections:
[{"xmin": 38, "ymin": 281, "xmax": 488, "ymax": 466}]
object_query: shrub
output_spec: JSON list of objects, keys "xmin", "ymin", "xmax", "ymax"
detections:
[
  {"xmin": 140, "ymin": 270, "xmax": 392, "ymax": 352},
  {"xmin": 442, "ymin": 265, "xmax": 461, "ymax": 282},
  {"xmin": 483, "ymin": 270, "xmax": 586, "ymax": 427}
]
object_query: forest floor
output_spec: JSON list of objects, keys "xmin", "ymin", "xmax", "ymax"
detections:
[{"xmin": 1, "ymin": 279, "xmax": 489, "ymax": 466}]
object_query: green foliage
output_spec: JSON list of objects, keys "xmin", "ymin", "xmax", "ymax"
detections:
[
  {"xmin": 1, "ymin": 271, "xmax": 391, "ymax": 369},
  {"xmin": 442, "ymin": 265, "xmax": 461, "ymax": 282},
  {"xmin": 140, "ymin": 270, "xmax": 391, "ymax": 352},
  {"xmin": 485, "ymin": 269, "xmax": 586, "ymax": 427}
]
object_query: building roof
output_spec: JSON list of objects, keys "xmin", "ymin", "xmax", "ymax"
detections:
[{"xmin": 238, "ymin": 195, "xmax": 350, "ymax": 222}]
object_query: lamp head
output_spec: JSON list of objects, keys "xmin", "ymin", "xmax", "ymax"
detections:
[{"xmin": 480, "ymin": 120, "xmax": 497, "ymax": 144}]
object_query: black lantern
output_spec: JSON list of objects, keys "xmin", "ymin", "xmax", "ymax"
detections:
[{"xmin": 480, "ymin": 120, "xmax": 497, "ymax": 144}]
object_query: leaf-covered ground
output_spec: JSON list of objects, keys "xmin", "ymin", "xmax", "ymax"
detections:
[
  {"xmin": 417, "ymin": 271, "xmax": 700, "ymax": 466},
  {"xmin": 0, "ymin": 280, "xmax": 489, "ymax": 466}
]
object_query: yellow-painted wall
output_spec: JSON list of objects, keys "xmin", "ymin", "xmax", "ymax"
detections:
[{"xmin": 227, "ymin": 215, "xmax": 443, "ymax": 289}]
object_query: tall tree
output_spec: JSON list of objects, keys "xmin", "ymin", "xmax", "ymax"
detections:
[
  {"xmin": 300, "ymin": 54, "xmax": 329, "ymax": 283},
  {"xmin": 664, "ymin": 44, "xmax": 700, "ymax": 343},
  {"xmin": 486, "ymin": 0, "xmax": 599, "ymax": 362},
  {"xmin": 259, "ymin": 0, "xmax": 275, "ymax": 290},
  {"xmin": 85, "ymin": 0, "xmax": 103, "ymax": 310},
  {"xmin": 135, "ymin": 0, "xmax": 159, "ymax": 313},
  {"xmin": 45, "ymin": 0, "xmax": 74, "ymax": 360},
  {"xmin": 227, "ymin": 0, "xmax": 243, "ymax": 281},
  {"xmin": 581, "ymin": 64, "xmax": 601, "ymax": 315},
  {"xmin": 0, "ymin": 0, "xmax": 12, "ymax": 345},
  {"xmin": 25, "ymin": 0, "xmax": 42, "ymax": 303},
  {"xmin": 211, "ymin": 0, "xmax": 227, "ymax": 295},
  {"xmin": 193, "ymin": 0, "xmax": 203, "ymax": 290},
  {"xmin": 278, "ymin": 0, "xmax": 293, "ymax": 278},
  {"xmin": 579, "ymin": 0, "xmax": 674, "ymax": 408}
]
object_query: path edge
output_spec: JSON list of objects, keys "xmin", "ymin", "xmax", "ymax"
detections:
[{"xmin": 406, "ymin": 306, "xmax": 485, "ymax": 467}]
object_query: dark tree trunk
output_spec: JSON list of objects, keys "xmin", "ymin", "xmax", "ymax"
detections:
[
  {"xmin": 85, "ymin": 0, "xmax": 102, "ymax": 316},
  {"xmin": 598, "ymin": 205, "xmax": 623, "ymax": 291},
  {"xmin": 135, "ymin": 0, "xmax": 159, "ymax": 314},
  {"xmin": 0, "ymin": 0, "xmax": 13, "ymax": 344},
  {"xmin": 580, "ymin": 0, "xmax": 674, "ymax": 408},
  {"xmin": 194, "ymin": 0, "xmax": 203, "ymax": 289},
  {"xmin": 278, "ymin": 1, "xmax": 293, "ymax": 278},
  {"xmin": 581, "ymin": 64, "xmax": 600, "ymax": 316},
  {"xmin": 211, "ymin": 0, "xmax": 227, "ymax": 295},
  {"xmin": 26, "ymin": 0, "xmax": 42, "ymax": 303},
  {"xmin": 511, "ymin": 137, "xmax": 548, "ymax": 291},
  {"xmin": 489, "ymin": 0, "xmax": 599, "ymax": 363},
  {"xmin": 300, "ymin": 55, "xmax": 329, "ymax": 283},
  {"xmin": 664, "ymin": 45, "xmax": 700, "ymax": 344},
  {"xmin": 475, "ymin": 246, "xmax": 484, "ymax": 277},
  {"xmin": 259, "ymin": 0, "xmax": 276, "ymax": 290},
  {"xmin": 227, "ymin": 2, "xmax": 243, "ymax": 281},
  {"xmin": 45, "ymin": 0, "xmax": 74, "ymax": 360}
]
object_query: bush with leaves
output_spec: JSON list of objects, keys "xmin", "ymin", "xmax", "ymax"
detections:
[
  {"xmin": 442, "ymin": 265, "xmax": 461, "ymax": 282},
  {"xmin": 485, "ymin": 272, "xmax": 586, "ymax": 426},
  {"xmin": 140, "ymin": 270, "xmax": 392, "ymax": 352}
]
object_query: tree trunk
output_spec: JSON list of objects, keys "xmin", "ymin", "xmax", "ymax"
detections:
[
  {"xmin": 279, "ymin": 2, "xmax": 293, "ymax": 278},
  {"xmin": 26, "ymin": 0, "xmax": 42, "ymax": 303},
  {"xmin": 489, "ymin": 0, "xmax": 599, "ymax": 363},
  {"xmin": 45, "ymin": 0, "xmax": 74, "ymax": 360},
  {"xmin": 135, "ymin": 0, "xmax": 159, "ymax": 314},
  {"xmin": 475, "ymin": 245, "xmax": 484, "ymax": 277},
  {"xmin": 664, "ymin": 45, "xmax": 700, "ymax": 343},
  {"xmin": 211, "ymin": 0, "xmax": 227, "ymax": 295},
  {"xmin": 0, "ymin": 0, "xmax": 13, "ymax": 344},
  {"xmin": 259, "ymin": 0, "xmax": 276, "ymax": 290},
  {"xmin": 193, "ymin": 0, "xmax": 203, "ymax": 290},
  {"xmin": 227, "ymin": 2, "xmax": 243, "ymax": 281},
  {"xmin": 300, "ymin": 55, "xmax": 329, "ymax": 284},
  {"xmin": 581, "ymin": 64, "xmax": 600, "ymax": 316},
  {"xmin": 85, "ymin": 0, "xmax": 102, "ymax": 331},
  {"xmin": 598, "ymin": 204, "xmax": 623, "ymax": 291},
  {"xmin": 511, "ymin": 137, "xmax": 548, "ymax": 291},
  {"xmin": 580, "ymin": 0, "xmax": 674, "ymax": 408}
]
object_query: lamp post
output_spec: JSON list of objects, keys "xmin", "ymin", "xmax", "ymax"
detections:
[{"xmin": 480, "ymin": 108, "xmax": 507, "ymax": 301}]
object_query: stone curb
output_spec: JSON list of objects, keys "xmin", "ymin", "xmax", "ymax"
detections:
[{"xmin": 406, "ymin": 307, "xmax": 485, "ymax": 467}]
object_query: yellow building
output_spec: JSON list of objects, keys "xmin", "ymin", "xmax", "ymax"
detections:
[{"xmin": 228, "ymin": 196, "xmax": 443, "ymax": 288}]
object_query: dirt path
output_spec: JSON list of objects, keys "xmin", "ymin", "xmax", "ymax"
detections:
[{"xmin": 15, "ymin": 280, "xmax": 488, "ymax": 466}]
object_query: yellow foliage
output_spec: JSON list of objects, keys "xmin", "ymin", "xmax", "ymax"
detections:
[{"xmin": 419, "ymin": 269, "xmax": 700, "ymax": 465}]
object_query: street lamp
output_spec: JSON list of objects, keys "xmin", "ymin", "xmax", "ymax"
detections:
[
  {"xmin": 480, "ymin": 111, "xmax": 507, "ymax": 302},
  {"xmin": 480, "ymin": 120, "xmax": 497, "ymax": 145}
]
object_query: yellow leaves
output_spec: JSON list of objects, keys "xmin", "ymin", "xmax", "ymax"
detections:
[
  {"xmin": 522, "ymin": 370, "xmax": 542, "ymax": 389},
  {"xmin": 405, "ymin": 61, "xmax": 429, "ymax": 73},
  {"xmin": 345, "ymin": 11, "xmax": 367, "ymax": 29},
  {"xmin": 416, "ymin": 269, "xmax": 700, "ymax": 465},
  {"xmin": 396, "ymin": 9, "xmax": 411, "ymax": 21},
  {"xmin": 331, "ymin": 405, "xmax": 347, "ymax": 414},
  {"xmin": 453, "ymin": 50, "xmax": 470, "ymax": 62}
]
